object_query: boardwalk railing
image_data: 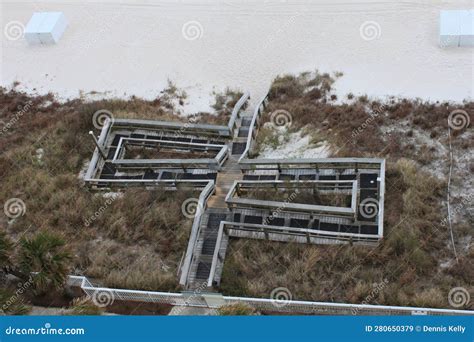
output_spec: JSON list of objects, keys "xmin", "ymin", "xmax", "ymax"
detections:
[
  {"xmin": 85, "ymin": 92, "xmax": 249, "ymax": 184},
  {"xmin": 207, "ymin": 221, "xmax": 227, "ymax": 287},
  {"xmin": 238, "ymin": 93, "xmax": 269, "ymax": 162},
  {"xmin": 83, "ymin": 179, "xmax": 213, "ymax": 190},
  {"xmin": 84, "ymin": 118, "xmax": 113, "ymax": 182},
  {"xmin": 225, "ymin": 180, "xmax": 358, "ymax": 217},
  {"xmin": 205, "ymin": 219, "xmax": 380, "ymax": 288},
  {"xmin": 112, "ymin": 118, "xmax": 231, "ymax": 138},
  {"xmin": 68, "ymin": 275, "xmax": 474, "ymax": 316},
  {"xmin": 178, "ymin": 181, "xmax": 216, "ymax": 286},
  {"xmin": 228, "ymin": 92, "xmax": 250, "ymax": 135},
  {"xmin": 238, "ymin": 157, "xmax": 385, "ymax": 170}
]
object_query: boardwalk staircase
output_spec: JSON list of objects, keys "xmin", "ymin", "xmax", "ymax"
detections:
[{"xmin": 185, "ymin": 108, "xmax": 255, "ymax": 290}]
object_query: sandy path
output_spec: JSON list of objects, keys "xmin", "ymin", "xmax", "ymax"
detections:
[{"xmin": 1, "ymin": 0, "xmax": 473, "ymax": 109}]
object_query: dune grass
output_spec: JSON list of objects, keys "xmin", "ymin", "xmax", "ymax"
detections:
[
  {"xmin": 220, "ymin": 71, "xmax": 473, "ymax": 309},
  {"xmin": 0, "ymin": 86, "xmax": 204, "ymax": 292}
]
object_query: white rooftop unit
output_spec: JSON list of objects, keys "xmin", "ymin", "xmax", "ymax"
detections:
[
  {"xmin": 24, "ymin": 12, "xmax": 68, "ymax": 45},
  {"xmin": 439, "ymin": 10, "xmax": 474, "ymax": 47}
]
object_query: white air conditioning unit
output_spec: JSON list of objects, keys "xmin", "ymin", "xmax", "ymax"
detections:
[
  {"xmin": 440, "ymin": 9, "xmax": 474, "ymax": 47},
  {"xmin": 24, "ymin": 12, "xmax": 68, "ymax": 45}
]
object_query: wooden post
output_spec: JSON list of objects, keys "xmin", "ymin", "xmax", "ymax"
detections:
[{"xmin": 88, "ymin": 131, "xmax": 107, "ymax": 160}]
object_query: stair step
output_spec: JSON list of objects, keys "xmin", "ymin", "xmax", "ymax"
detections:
[
  {"xmin": 241, "ymin": 117, "xmax": 252, "ymax": 126},
  {"xmin": 238, "ymin": 127, "xmax": 250, "ymax": 137},
  {"xmin": 207, "ymin": 213, "xmax": 227, "ymax": 229},
  {"xmin": 231, "ymin": 143, "xmax": 247, "ymax": 155},
  {"xmin": 201, "ymin": 238, "xmax": 217, "ymax": 255},
  {"xmin": 196, "ymin": 262, "xmax": 212, "ymax": 280}
]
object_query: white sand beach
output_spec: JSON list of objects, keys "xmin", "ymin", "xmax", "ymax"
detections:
[{"xmin": 1, "ymin": 0, "xmax": 473, "ymax": 110}]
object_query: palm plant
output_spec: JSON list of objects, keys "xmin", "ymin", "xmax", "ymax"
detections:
[{"xmin": 18, "ymin": 232, "xmax": 72, "ymax": 294}]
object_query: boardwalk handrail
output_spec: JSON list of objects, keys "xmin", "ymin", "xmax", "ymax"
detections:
[
  {"xmin": 112, "ymin": 118, "xmax": 230, "ymax": 137},
  {"xmin": 82, "ymin": 178, "xmax": 213, "ymax": 190},
  {"xmin": 239, "ymin": 157, "xmax": 385, "ymax": 168},
  {"xmin": 113, "ymin": 137, "xmax": 225, "ymax": 161},
  {"xmin": 215, "ymin": 145, "xmax": 229, "ymax": 166},
  {"xmin": 226, "ymin": 180, "xmax": 358, "ymax": 216},
  {"xmin": 179, "ymin": 181, "xmax": 216, "ymax": 286},
  {"xmin": 85, "ymin": 94, "xmax": 249, "ymax": 183},
  {"xmin": 68, "ymin": 275, "xmax": 474, "ymax": 316},
  {"xmin": 206, "ymin": 217, "xmax": 379, "ymax": 289},
  {"xmin": 223, "ymin": 221, "xmax": 380, "ymax": 241},
  {"xmin": 84, "ymin": 119, "xmax": 113, "ymax": 181},
  {"xmin": 238, "ymin": 92, "xmax": 269, "ymax": 162},
  {"xmin": 227, "ymin": 92, "xmax": 250, "ymax": 134},
  {"xmin": 207, "ymin": 221, "xmax": 226, "ymax": 287}
]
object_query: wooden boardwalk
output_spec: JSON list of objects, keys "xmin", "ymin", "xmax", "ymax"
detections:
[
  {"xmin": 186, "ymin": 112, "xmax": 252, "ymax": 290},
  {"xmin": 207, "ymin": 156, "xmax": 242, "ymax": 209}
]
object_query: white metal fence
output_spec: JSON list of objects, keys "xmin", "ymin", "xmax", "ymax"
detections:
[{"xmin": 68, "ymin": 276, "xmax": 473, "ymax": 316}]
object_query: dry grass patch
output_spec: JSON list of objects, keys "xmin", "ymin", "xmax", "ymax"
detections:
[
  {"xmin": 222, "ymin": 83, "xmax": 473, "ymax": 310},
  {"xmin": 0, "ymin": 86, "xmax": 203, "ymax": 292}
]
